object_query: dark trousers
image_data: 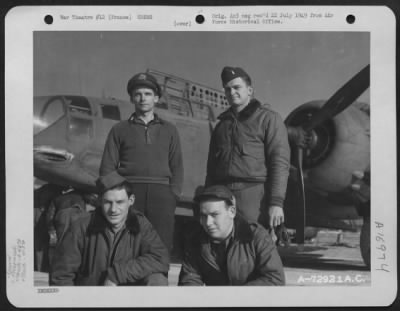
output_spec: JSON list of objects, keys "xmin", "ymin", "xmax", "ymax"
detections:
[
  {"xmin": 228, "ymin": 183, "xmax": 269, "ymax": 228},
  {"xmin": 130, "ymin": 183, "xmax": 176, "ymax": 252}
]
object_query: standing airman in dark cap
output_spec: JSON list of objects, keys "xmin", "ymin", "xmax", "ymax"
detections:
[
  {"xmin": 205, "ymin": 66, "xmax": 291, "ymax": 238},
  {"xmin": 100, "ymin": 72, "xmax": 184, "ymax": 253}
]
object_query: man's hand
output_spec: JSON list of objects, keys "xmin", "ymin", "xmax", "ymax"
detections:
[
  {"xmin": 104, "ymin": 278, "xmax": 117, "ymax": 286},
  {"xmin": 287, "ymin": 126, "xmax": 313, "ymax": 149},
  {"xmin": 268, "ymin": 205, "xmax": 284, "ymax": 228}
]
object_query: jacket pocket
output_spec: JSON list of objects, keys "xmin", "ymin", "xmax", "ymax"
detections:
[
  {"xmin": 237, "ymin": 143, "xmax": 266, "ymax": 177},
  {"xmin": 240, "ymin": 142, "xmax": 264, "ymax": 160}
]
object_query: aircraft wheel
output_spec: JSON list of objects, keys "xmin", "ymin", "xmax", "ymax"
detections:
[{"xmin": 360, "ymin": 217, "xmax": 370, "ymax": 268}]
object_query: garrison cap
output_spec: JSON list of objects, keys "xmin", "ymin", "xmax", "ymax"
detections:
[
  {"xmin": 221, "ymin": 66, "xmax": 251, "ymax": 86},
  {"xmin": 96, "ymin": 171, "xmax": 126, "ymax": 194},
  {"xmin": 194, "ymin": 185, "xmax": 236, "ymax": 205},
  {"xmin": 127, "ymin": 72, "xmax": 161, "ymax": 97}
]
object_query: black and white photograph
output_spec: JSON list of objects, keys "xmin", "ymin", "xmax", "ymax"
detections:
[{"xmin": 5, "ymin": 5, "xmax": 397, "ymax": 308}]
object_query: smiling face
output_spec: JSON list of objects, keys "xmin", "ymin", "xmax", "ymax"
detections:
[
  {"xmin": 223, "ymin": 77, "xmax": 253, "ymax": 112},
  {"xmin": 130, "ymin": 87, "xmax": 159, "ymax": 114},
  {"xmin": 199, "ymin": 199, "xmax": 236, "ymax": 241},
  {"xmin": 101, "ymin": 187, "xmax": 134, "ymax": 231}
]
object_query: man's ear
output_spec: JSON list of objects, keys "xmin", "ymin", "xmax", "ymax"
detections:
[
  {"xmin": 154, "ymin": 95, "xmax": 159, "ymax": 103},
  {"xmin": 228, "ymin": 204, "xmax": 236, "ymax": 218},
  {"xmin": 128, "ymin": 194, "xmax": 135, "ymax": 206},
  {"xmin": 248, "ymin": 85, "xmax": 254, "ymax": 97}
]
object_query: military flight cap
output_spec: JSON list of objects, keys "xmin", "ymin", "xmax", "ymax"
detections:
[
  {"xmin": 127, "ymin": 72, "xmax": 161, "ymax": 97},
  {"xmin": 96, "ymin": 171, "xmax": 126, "ymax": 194},
  {"xmin": 194, "ymin": 185, "xmax": 235, "ymax": 205},
  {"xmin": 221, "ymin": 66, "xmax": 251, "ymax": 85}
]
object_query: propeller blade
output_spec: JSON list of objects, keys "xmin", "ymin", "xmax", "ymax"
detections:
[
  {"xmin": 295, "ymin": 147, "xmax": 306, "ymax": 244},
  {"xmin": 304, "ymin": 65, "xmax": 370, "ymax": 131}
]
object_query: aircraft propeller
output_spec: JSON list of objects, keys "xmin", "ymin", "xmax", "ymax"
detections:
[{"xmin": 288, "ymin": 65, "xmax": 370, "ymax": 244}]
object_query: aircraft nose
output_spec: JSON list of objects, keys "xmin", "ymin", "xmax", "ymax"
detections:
[
  {"xmin": 34, "ymin": 96, "xmax": 71, "ymax": 159},
  {"xmin": 34, "ymin": 96, "xmax": 66, "ymax": 135}
]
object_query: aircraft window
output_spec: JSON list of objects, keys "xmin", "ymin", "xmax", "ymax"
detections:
[
  {"xmin": 66, "ymin": 96, "xmax": 92, "ymax": 115},
  {"xmin": 101, "ymin": 104, "xmax": 121, "ymax": 120},
  {"xmin": 205, "ymin": 90, "xmax": 209, "ymax": 95},
  {"xmin": 34, "ymin": 97, "xmax": 65, "ymax": 135},
  {"xmin": 69, "ymin": 117, "xmax": 93, "ymax": 138}
]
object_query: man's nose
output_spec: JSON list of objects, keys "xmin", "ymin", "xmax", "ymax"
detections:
[
  {"xmin": 206, "ymin": 216, "xmax": 213, "ymax": 226},
  {"xmin": 110, "ymin": 203, "xmax": 118, "ymax": 212}
]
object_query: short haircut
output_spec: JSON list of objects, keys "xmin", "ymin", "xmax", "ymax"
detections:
[{"xmin": 102, "ymin": 181, "xmax": 134, "ymax": 198}]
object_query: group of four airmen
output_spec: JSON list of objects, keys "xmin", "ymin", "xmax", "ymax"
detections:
[{"xmin": 50, "ymin": 66, "xmax": 291, "ymax": 286}]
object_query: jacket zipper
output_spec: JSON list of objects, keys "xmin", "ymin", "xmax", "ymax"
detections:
[
  {"xmin": 106, "ymin": 229, "xmax": 126, "ymax": 267},
  {"xmin": 228, "ymin": 117, "xmax": 237, "ymax": 176},
  {"xmin": 104, "ymin": 231, "xmax": 113, "ymax": 267}
]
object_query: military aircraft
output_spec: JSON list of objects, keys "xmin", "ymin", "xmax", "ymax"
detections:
[{"xmin": 33, "ymin": 66, "xmax": 371, "ymax": 267}]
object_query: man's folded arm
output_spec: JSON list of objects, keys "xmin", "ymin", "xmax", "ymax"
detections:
[
  {"xmin": 245, "ymin": 227, "xmax": 285, "ymax": 286},
  {"xmin": 49, "ymin": 226, "xmax": 83, "ymax": 286},
  {"xmin": 178, "ymin": 244, "xmax": 204, "ymax": 286}
]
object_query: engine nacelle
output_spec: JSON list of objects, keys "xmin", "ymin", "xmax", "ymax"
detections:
[{"xmin": 285, "ymin": 100, "xmax": 370, "ymax": 194}]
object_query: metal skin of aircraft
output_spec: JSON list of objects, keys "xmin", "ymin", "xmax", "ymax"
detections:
[{"xmin": 33, "ymin": 66, "xmax": 371, "ymax": 267}]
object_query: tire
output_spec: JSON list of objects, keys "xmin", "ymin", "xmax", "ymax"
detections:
[{"xmin": 360, "ymin": 217, "xmax": 370, "ymax": 268}]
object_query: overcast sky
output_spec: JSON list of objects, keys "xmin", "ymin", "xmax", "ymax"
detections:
[{"xmin": 34, "ymin": 31, "xmax": 369, "ymax": 117}]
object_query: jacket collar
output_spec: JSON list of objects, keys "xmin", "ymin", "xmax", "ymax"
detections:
[
  {"xmin": 128, "ymin": 112, "xmax": 163, "ymax": 125},
  {"xmin": 218, "ymin": 99, "xmax": 261, "ymax": 121},
  {"xmin": 232, "ymin": 215, "xmax": 254, "ymax": 242},
  {"xmin": 88, "ymin": 209, "xmax": 140, "ymax": 235}
]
